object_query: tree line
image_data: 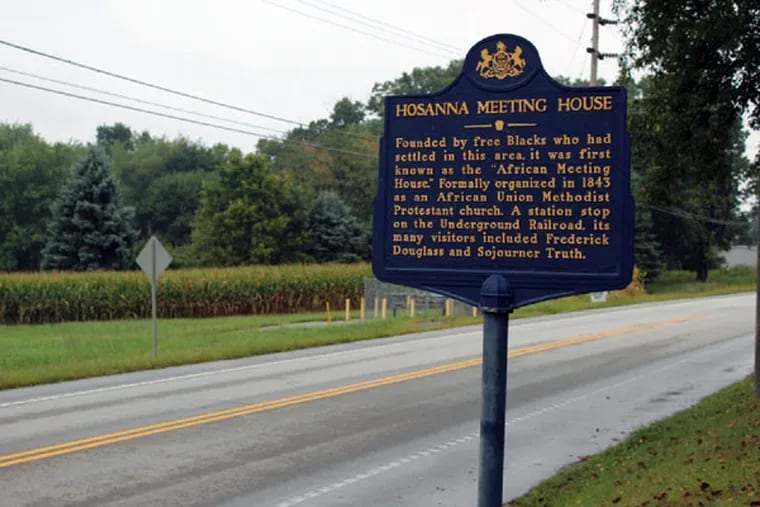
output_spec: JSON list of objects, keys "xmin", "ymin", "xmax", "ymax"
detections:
[
  {"xmin": 0, "ymin": 115, "xmax": 373, "ymax": 272},
  {"xmin": 0, "ymin": 0, "xmax": 757, "ymax": 281}
]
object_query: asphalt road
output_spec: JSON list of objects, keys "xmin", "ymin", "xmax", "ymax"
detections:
[{"xmin": 0, "ymin": 293, "xmax": 754, "ymax": 507}]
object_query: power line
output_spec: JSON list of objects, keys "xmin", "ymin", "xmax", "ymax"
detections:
[
  {"xmin": 305, "ymin": 0, "xmax": 462, "ymax": 54},
  {"xmin": 0, "ymin": 76, "xmax": 377, "ymax": 160},
  {"xmin": 553, "ymin": 0, "xmax": 586, "ymax": 15},
  {"xmin": 0, "ymin": 38, "xmax": 377, "ymax": 143},
  {"xmin": 650, "ymin": 205, "xmax": 750, "ymax": 226},
  {"xmin": 261, "ymin": 0, "xmax": 453, "ymax": 59},
  {"xmin": 512, "ymin": 0, "xmax": 578, "ymax": 43},
  {"xmin": 0, "ymin": 66, "xmax": 291, "ymax": 137},
  {"xmin": 0, "ymin": 65, "xmax": 378, "ymax": 143},
  {"xmin": 0, "ymin": 38, "xmax": 307, "ymax": 127},
  {"xmin": 565, "ymin": 16, "xmax": 589, "ymax": 77}
]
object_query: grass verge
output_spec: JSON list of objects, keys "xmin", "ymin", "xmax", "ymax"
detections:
[
  {"xmin": 0, "ymin": 313, "xmax": 477, "ymax": 389},
  {"xmin": 0, "ymin": 267, "xmax": 754, "ymax": 389},
  {"xmin": 506, "ymin": 376, "xmax": 760, "ymax": 507}
]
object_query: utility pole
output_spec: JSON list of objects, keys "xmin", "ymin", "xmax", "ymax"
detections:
[
  {"xmin": 586, "ymin": 0, "xmax": 618, "ymax": 86},
  {"xmin": 589, "ymin": 0, "xmax": 600, "ymax": 85}
]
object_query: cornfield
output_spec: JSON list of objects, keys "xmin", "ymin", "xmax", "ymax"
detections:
[{"xmin": 0, "ymin": 263, "xmax": 371, "ymax": 324}]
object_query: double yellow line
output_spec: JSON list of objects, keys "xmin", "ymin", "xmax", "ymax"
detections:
[{"xmin": 0, "ymin": 313, "xmax": 704, "ymax": 469}]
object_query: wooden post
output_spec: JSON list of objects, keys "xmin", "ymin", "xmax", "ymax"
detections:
[
  {"xmin": 360, "ymin": 297, "xmax": 366, "ymax": 321},
  {"xmin": 381, "ymin": 298, "xmax": 388, "ymax": 320},
  {"xmin": 326, "ymin": 302, "xmax": 332, "ymax": 325},
  {"xmin": 410, "ymin": 298, "xmax": 416, "ymax": 318},
  {"xmin": 345, "ymin": 298, "xmax": 350, "ymax": 321},
  {"xmin": 374, "ymin": 297, "xmax": 379, "ymax": 319}
]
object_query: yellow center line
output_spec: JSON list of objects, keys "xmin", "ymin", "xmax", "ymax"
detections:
[{"xmin": 0, "ymin": 313, "xmax": 705, "ymax": 468}]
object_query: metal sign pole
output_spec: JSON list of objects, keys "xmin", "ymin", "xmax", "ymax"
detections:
[
  {"xmin": 136, "ymin": 235, "xmax": 172, "ymax": 360},
  {"xmin": 151, "ymin": 238, "xmax": 158, "ymax": 359},
  {"xmin": 478, "ymin": 275, "xmax": 513, "ymax": 507}
]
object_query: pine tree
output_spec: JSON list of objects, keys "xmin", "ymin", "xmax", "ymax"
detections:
[
  {"xmin": 307, "ymin": 191, "xmax": 369, "ymax": 263},
  {"xmin": 41, "ymin": 146, "xmax": 138, "ymax": 271},
  {"xmin": 634, "ymin": 201, "xmax": 665, "ymax": 283}
]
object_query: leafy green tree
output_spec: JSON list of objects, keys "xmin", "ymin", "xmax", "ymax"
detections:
[
  {"xmin": 552, "ymin": 76, "xmax": 606, "ymax": 87},
  {"xmin": 257, "ymin": 98, "xmax": 380, "ymax": 223},
  {"xmin": 367, "ymin": 59, "xmax": 463, "ymax": 117},
  {"xmin": 108, "ymin": 134, "xmax": 229, "ymax": 246},
  {"xmin": 314, "ymin": 123, "xmax": 379, "ymax": 222},
  {"xmin": 138, "ymin": 170, "xmax": 207, "ymax": 246},
  {"xmin": 109, "ymin": 135, "xmax": 173, "ymax": 208},
  {"xmin": 617, "ymin": 74, "xmax": 664, "ymax": 282},
  {"xmin": 162, "ymin": 138, "xmax": 230, "ymax": 175},
  {"xmin": 0, "ymin": 123, "xmax": 84, "ymax": 271},
  {"xmin": 634, "ymin": 74, "xmax": 748, "ymax": 279},
  {"xmin": 616, "ymin": 0, "xmax": 760, "ymax": 128},
  {"xmin": 192, "ymin": 151, "xmax": 309, "ymax": 265},
  {"xmin": 330, "ymin": 98, "xmax": 366, "ymax": 128},
  {"xmin": 614, "ymin": 1, "xmax": 758, "ymax": 280},
  {"xmin": 41, "ymin": 147, "xmax": 138, "ymax": 271},
  {"xmin": 96, "ymin": 122, "xmax": 134, "ymax": 152},
  {"xmin": 307, "ymin": 192, "xmax": 369, "ymax": 263},
  {"xmin": 735, "ymin": 204, "xmax": 757, "ymax": 246}
]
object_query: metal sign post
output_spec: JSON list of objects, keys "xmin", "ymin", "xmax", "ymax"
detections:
[
  {"xmin": 136, "ymin": 236, "xmax": 172, "ymax": 358},
  {"xmin": 478, "ymin": 275, "xmax": 513, "ymax": 507}
]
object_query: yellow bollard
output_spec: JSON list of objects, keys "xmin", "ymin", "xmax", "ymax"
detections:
[
  {"xmin": 381, "ymin": 298, "xmax": 388, "ymax": 320},
  {"xmin": 410, "ymin": 298, "xmax": 416, "ymax": 318},
  {"xmin": 360, "ymin": 297, "xmax": 366, "ymax": 321},
  {"xmin": 345, "ymin": 298, "xmax": 351, "ymax": 321}
]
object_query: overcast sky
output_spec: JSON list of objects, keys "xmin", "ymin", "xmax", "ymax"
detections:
[{"xmin": 0, "ymin": 0, "xmax": 756, "ymax": 157}]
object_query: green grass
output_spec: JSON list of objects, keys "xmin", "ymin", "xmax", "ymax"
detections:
[
  {"xmin": 511, "ymin": 269, "xmax": 754, "ymax": 319},
  {"xmin": 647, "ymin": 266, "xmax": 757, "ymax": 295},
  {"xmin": 0, "ymin": 267, "xmax": 755, "ymax": 389},
  {"xmin": 506, "ymin": 376, "xmax": 760, "ymax": 507}
]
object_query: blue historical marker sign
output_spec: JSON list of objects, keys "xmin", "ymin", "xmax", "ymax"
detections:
[{"xmin": 372, "ymin": 34, "xmax": 633, "ymax": 309}]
